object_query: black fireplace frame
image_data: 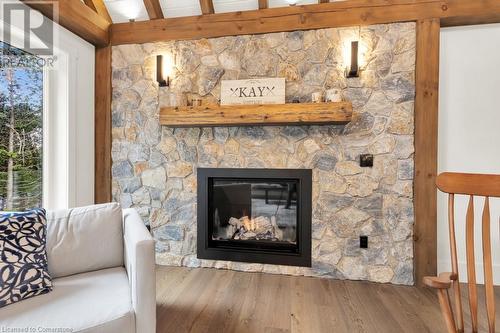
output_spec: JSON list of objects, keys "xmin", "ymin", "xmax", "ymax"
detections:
[{"xmin": 197, "ymin": 168, "xmax": 312, "ymax": 267}]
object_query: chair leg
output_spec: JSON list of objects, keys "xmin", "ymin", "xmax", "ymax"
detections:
[{"xmin": 437, "ymin": 289, "xmax": 457, "ymax": 333}]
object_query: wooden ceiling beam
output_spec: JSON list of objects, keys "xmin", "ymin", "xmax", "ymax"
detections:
[
  {"xmin": 199, "ymin": 0, "xmax": 215, "ymax": 15},
  {"xmin": 110, "ymin": 0, "xmax": 500, "ymax": 45},
  {"xmin": 143, "ymin": 0, "xmax": 164, "ymax": 20},
  {"xmin": 258, "ymin": 0, "xmax": 268, "ymax": 9},
  {"xmin": 440, "ymin": 1, "xmax": 500, "ymax": 27},
  {"xmin": 21, "ymin": 0, "xmax": 110, "ymax": 46},
  {"xmin": 319, "ymin": 0, "xmax": 330, "ymax": 3},
  {"xmin": 83, "ymin": 0, "xmax": 112, "ymax": 23}
]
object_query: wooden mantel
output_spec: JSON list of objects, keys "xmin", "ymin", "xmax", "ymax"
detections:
[{"xmin": 159, "ymin": 102, "xmax": 353, "ymax": 127}]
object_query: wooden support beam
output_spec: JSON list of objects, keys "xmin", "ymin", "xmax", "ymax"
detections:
[
  {"xmin": 21, "ymin": 0, "xmax": 110, "ymax": 46},
  {"xmin": 110, "ymin": 0, "xmax": 500, "ymax": 45},
  {"xmin": 143, "ymin": 0, "xmax": 164, "ymax": 20},
  {"xmin": 83, "ymin": 0, "xmax": 112, "ymax": 23},
  {"xmin": 258, "ymin": 0, "xmax": 268, "ymax": 9},
  {"xmin": 199, "ymin": 0, "xmax": 215, "ymax": 15},
  {"xmin": 441, "ymin": 1, "xmax": 500, "ymax": 27},
  {"xmin": 414, "ymin": 18, "xmax": 440, "ymax": 286},
  {"xmin": 22, "ymin": 0, "xmax": 109, "ymax": 46},
  {"xmin": 94, "ymin": 46, "xmax": 112, "ymax": 204},
  {"xmin": 319, "ymin": 0, "xmax": 330, "ymax": 3}
]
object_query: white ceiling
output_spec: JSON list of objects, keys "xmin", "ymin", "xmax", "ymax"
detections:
[{"xmin": 103, "ymin": 0, "xmax": 327, "ymax": 23}]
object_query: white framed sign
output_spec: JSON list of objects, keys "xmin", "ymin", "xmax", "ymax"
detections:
[{"xmin": 220, "ymin": 78, "xmax": 285, "ymax": 105}]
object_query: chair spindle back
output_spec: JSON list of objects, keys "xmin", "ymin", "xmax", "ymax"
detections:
[{"xmin": 436, "ymin": 172, "xmax": 500, "ymax": 333}]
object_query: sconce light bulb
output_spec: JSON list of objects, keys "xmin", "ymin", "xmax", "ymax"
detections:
[
  {"xmin": 163, "ymin": 55, "xmax": 173, "ymax": 77},
  {"xmin": 157, "ymin": 54, "xmax": 171, "ymax": 87},
  {"xmin": 345, "ymin": 40, "xmax": 360, "ymax": 78}
]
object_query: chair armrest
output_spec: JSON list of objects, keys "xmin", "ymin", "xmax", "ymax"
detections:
[
  {"xmin": 423, "ymin": 272, "xmax": 457, "ymax": 289},
  {"xmin": 123, "ymin": 208, "xmax": 156, "ymax": 333}
]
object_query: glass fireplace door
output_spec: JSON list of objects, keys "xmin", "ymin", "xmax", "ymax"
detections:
[{"xmin": 209, "ymin": 178, "xmax": 299, "ymax": 251}]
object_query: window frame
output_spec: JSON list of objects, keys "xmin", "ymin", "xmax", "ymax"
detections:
[{"xmin": 0, "ymin": 9, "xmax": 95, "ymax": 210}]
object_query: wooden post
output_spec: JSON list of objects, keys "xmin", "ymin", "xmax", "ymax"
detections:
[
  {"xmin": 414, "ymin": 18, "xmax": 440, "ymax": 286},
  {"xmin": 199, "ymin": 0, "xmax": 215, "ymax": 15},
  {"xmin": 94, "ymin": 45, "xmax": 112, "ymax": 203},
  {"xmin": 258, "ymin": 0, "xmax": 268, "ymax": 9}
]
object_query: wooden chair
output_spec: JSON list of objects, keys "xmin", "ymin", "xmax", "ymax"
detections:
[{"xmin": 424, "ymin": 172, "xmax": 500, "ymax": 333}]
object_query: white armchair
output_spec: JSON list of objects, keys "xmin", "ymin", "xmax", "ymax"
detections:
[
  {"xmin": 124, "ymin": 208, "xmax": 156, "ymax": 333},
  {"xmin": 0, "ymin": 203, "xmax": 156, "ymax": 333}
]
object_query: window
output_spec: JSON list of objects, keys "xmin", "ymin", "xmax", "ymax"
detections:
[{"xmin": 0, "ymin": 42, "xmax": 43, "ymax": 210}]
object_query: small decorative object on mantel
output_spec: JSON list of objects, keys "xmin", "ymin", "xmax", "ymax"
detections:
[
  {"xmin": 312, "ymin": 91, "xmax": 324, "ymax": 103},
  {"xmin": 220, "ymin": 78, "xmax": 285, "ymax": 105},
  {"xmin": 325, "ymin": 88, "xmax": 342, "ymax": 102},
  {"xmin": 191, "ymin": 98, "xmax": 202, "ymax": 107}
]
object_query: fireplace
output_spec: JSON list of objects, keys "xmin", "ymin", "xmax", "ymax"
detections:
[{"xmin": 197, "ymin": 168, "xmax": 312, "ymax": 267}]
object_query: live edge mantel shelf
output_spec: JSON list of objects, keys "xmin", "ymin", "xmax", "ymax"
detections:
[{"xmin": 159, "ymin": 102, "xmax": 353, "ymax": 127}]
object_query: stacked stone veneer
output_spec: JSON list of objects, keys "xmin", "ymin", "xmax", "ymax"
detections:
[{"xmin": 111, "ymin": 22, "xmax": 416, "ymax": 285}]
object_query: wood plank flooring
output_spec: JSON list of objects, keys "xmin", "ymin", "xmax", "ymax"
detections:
[{"xmin": 156, "ymin": 266, "xmax": 500, "ymax": 333}]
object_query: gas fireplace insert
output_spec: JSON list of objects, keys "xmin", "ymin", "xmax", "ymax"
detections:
[{"xmin": 197, "ymin": 168, "xmax": 311, "ymax": 267}]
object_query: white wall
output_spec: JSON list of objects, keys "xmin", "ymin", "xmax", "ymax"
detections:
[
  {"xmin": 0, "ymin": 1, "xmax": 95, "ymax": 209},
  {"xmin": 438, "ymin": 24, "xmax": 500, "ymax": 284}
]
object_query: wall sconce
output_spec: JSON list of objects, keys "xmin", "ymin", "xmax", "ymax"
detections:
[
  {"xmin": 156, "ymin": 54, "xmax": 171, "ymax": 87},
  {"xmin": 345, "ymin": 41, "xmax": 360, "ymax": 78},
  {"xmin": 286, "ymin": 0, "xmax": 299, "ymax": 6}
]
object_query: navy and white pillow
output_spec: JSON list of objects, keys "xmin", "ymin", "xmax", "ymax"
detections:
[{"xmin": 0, "ymin": 209, "xmax": 52, "ymax": 308}]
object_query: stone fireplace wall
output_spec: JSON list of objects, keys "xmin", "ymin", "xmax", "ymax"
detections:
[{"xmin": 111, "ymin": 22, "xmax": 416, "ymax": 285}]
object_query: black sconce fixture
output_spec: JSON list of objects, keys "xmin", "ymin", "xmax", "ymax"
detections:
[
  {"xmin": 156, "ymin": 54, "xmax": 169, "ymax": 87},
  {"xmin": 345, "ymin": 41, "xmax": 360, "ymax": 78}
]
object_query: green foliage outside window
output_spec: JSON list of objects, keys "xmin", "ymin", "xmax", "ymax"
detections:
[{"xmin": 0, "ymin": 42, "xmax": 43, "ymax": 210}]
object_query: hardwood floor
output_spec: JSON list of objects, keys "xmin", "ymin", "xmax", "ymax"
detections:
[{"xmin": 156, "ymin": 266, "xmax": 500, "ymax": 333}]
